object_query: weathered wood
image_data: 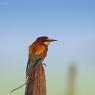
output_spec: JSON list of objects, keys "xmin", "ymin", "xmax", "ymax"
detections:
[{"xmin": 25, "ymin": 64, "xmax": 46, "ymax": 95}]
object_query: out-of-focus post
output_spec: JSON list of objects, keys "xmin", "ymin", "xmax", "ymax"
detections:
[{"xmin": 68, "ymin": 63, "xmax": 77, "ymax": 95}]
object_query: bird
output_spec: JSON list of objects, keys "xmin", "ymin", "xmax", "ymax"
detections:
[
  {"xmin": 10, "ymin": 36, "xmax": 57, "ymax": 94},
  {"xmin": 26, "ymin": 36, "xmax": 57, "ymax": 79}
]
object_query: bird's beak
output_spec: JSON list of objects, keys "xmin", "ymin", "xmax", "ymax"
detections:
[
  {"xmin": 44, "ymin": 39, "xmax": 57, "ymax": 46},
  {"xmin": 46, "ymin": 39, "xmax": 57, "ymax": 42}
]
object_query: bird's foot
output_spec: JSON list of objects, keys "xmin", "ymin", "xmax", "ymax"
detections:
[{"xmin": 42, "ymin": 63, "xmax": 47, "ymax": 67}]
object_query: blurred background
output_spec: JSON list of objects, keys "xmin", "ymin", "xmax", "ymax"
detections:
[{"xmin": 0, "ymin": 0, "xmax": 95, "ymax": 95}]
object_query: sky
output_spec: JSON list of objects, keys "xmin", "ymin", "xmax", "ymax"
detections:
[{"xmin": 0, "ymin": 0, "xmax": 95, "ymax": 95}]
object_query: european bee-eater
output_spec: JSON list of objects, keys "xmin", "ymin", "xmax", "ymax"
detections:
[
  {"xmin": 26, "ymin": 36, "xmax": 57, "ymax": 79},
  {"xmin": 10, "ymin": 36, "xmax": 57, "ymax": 94},
  {"xmin": 25, "ymin": 36, "xmax": 57, "ymax": 95}
]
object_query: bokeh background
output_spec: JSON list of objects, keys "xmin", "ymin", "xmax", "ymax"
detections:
[{"xmin": 0, "ymin": 0, "xmax": 95, "ymax": 95}]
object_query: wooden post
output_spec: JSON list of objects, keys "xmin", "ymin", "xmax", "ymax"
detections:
[
  {"xmin": 25, "ymin": 63, "xmax": 46, "ymax": 95},
  {"xmin": 68, "ymin": 63, "xmax": 77, "ymax": 95}
]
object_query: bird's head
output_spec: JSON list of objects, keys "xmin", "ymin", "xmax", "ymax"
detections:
[{"xmin": 36, "ymin": 36, "xmax": 57, "ymax": 46}]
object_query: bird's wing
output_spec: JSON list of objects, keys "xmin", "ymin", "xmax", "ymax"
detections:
[
  {"xmin": 26, "ymin": 45, "xmax": 44, "ymax": 78},
  {"xmin": 26, "ymin": 44, "xmax": 36, "ymax": 78},
  {"xmin": 26, "ymin": 54, "xmax": 33, "ymax": 78}
]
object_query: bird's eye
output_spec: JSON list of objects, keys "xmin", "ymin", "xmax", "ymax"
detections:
[{"xmin": 45, "ymin": 37, "xmax": 49, "ymax": 41}]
